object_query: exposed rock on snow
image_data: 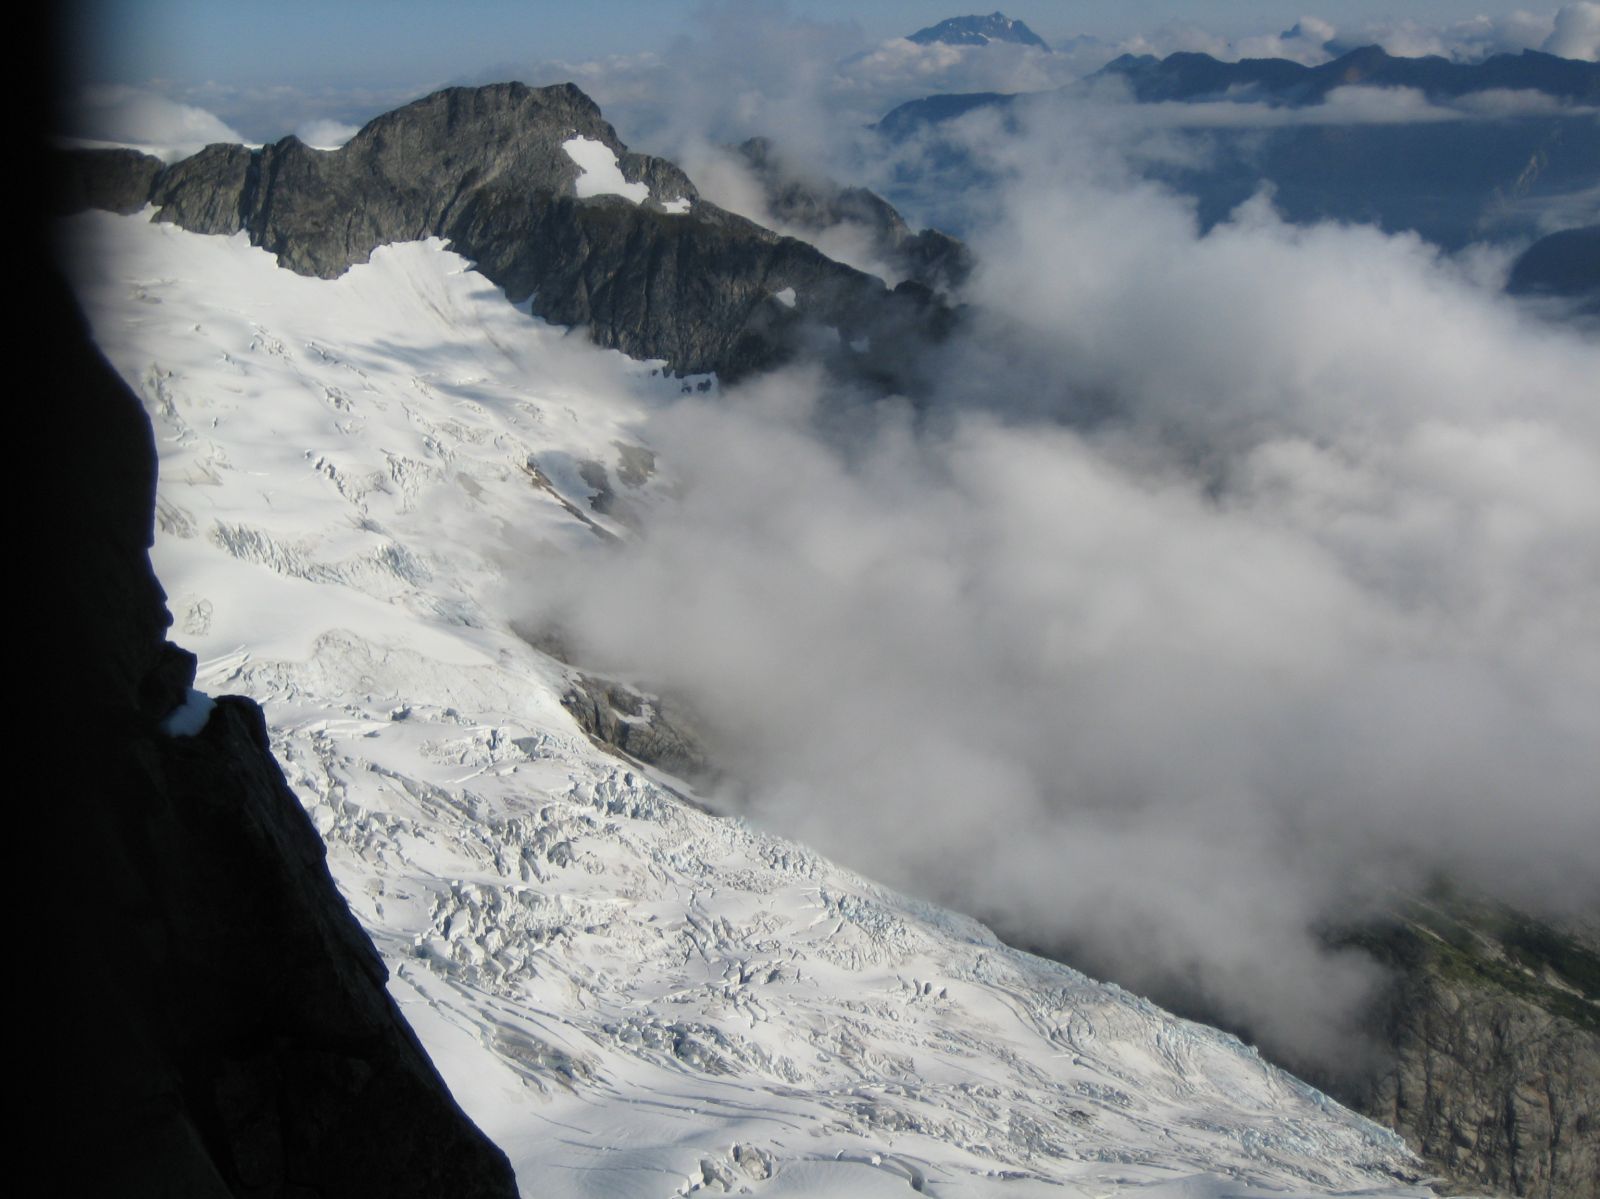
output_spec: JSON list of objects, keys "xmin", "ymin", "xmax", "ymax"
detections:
[
  {"xmin": 1329, "ymin": 901, "xmax": 1600, "ymax": 1199},
  {"xmin": 560, "ymin": 668, "xmax": 713, "ymax": 783}
]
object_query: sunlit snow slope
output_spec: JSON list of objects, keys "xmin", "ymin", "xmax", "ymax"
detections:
[{"xmin": 64, "ymin": 210, "xmax": 1433, "ymax": 1199}]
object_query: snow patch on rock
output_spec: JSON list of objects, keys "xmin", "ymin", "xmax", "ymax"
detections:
[{"xmin": 563, "ymin": 135, "xmax": 650, "ymax": 204}]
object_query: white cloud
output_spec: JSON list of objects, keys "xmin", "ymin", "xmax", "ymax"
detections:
[
  {"xmin": 71, "ymin": 86, "xmax": 244, "ymax": 159},
  {"xmin": 522, "ymin": 87, "xmax": 1600, "ymax": 1071},
  {"xmin": 1099, "ymin": 85, "xmax": 1464, "ymax": 129},
  {"xmin": 1450, "ymin": 87, "xmax": 1592, "ymax": 115},
  {"xmin": 1545, "ymin": 1, "xmax": 1600, "ymax": 59},
  {"xmin": 294, "ymin": 117, "xmax": 360, "ymax": 149}
]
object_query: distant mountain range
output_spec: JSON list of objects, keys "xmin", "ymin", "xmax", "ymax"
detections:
[
  {"xmin": 877, "ymin": 44, "xmax": 1600, "ymax": 138},
  {"xmin": 873, "ymin": 44, "xmax": 1600, "ymax": 256},
  {"xmin": 908, "ymin": 11, "xmax": 1049, "ymax": 51},
  {"xmin": 1096, "ymin": 44, "xmax": 1600, "ymax": 106}
]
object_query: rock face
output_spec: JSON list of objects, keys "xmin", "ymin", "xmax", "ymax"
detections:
[
  {"xmin": 1327, "ymin": 903, "xmax": 1600, "ymax": 1199},
  {"xmin": 734, "ymin": 136, "xmax": 972, "ymax": 294},
  {"xmin": 55, "ymin": 144, "xmax": 165, "ymax": 214},
  {"xmin": 561, "ymin": 672, "xmax": 713, "ymax": 784},
  {"xmin": 517, "ymin": 624, "xmax": 713, "ymax": 784},
  {"xmin": 1031, "ymin": 893, "xmax": 1598, "ymax": 1199},
  {"xmin": 60, "ymin": 81, "xmax": 953, "ymax": 389},
  {"xmin": 38, "ymin": 269, "xmax": 519, "ymax": 1198}
]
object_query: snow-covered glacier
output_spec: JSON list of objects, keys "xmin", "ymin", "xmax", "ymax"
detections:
[{"xmin": 64, "ymin": 209, "xmax": 1433, "ymax": 1198}]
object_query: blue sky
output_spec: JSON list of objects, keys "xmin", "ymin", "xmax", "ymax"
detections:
[
  {"xmin": 66, "ymin": 1, "xmax": 1596, "ymax": 149},
  {"xmin": 78, "ymin": 1, "xmax": 1564, "ymax": 87}
]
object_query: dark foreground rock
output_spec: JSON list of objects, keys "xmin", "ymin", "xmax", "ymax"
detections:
[
  {"xmin": 38, "ymin": 269, "xmax": 519, "ymax": 1199},
  {"xmin": 60, "ymin": 81, "xmax": 953, "ymax": 389}
]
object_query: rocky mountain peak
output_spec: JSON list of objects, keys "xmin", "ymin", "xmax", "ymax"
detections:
[
  {"xmin": 59, "ymin": 81, "xmax": 955, "ymax": 389},
  {"xmin": 339, "ymin": 80, "xmax": 636, "ymax": 185},
  {"xmin": 908, "ymin": 12, "xmax": 1050, "ymax": 51},
  {"xmin": 142, "ymin": 80, "xmax": 699, "ymax": 280}
]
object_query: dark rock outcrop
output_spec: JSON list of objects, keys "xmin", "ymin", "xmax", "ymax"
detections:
[
  {"xmin": 561, "ymin": 672, "xmax": 712, "ymax": 783},
  {"xmin": 1022, "ymin": 890, "xmax": 1598, "ymax": 1199},
  {"xmin": 39, "ymin": 269, "xmax": 519, "ymax": 1198},
  {"xmin": 60, "ymin": 82, "xmax": 953, "ymax": 389},
  {"xmin": 512, "ymin": 626, "xmax": 712, "ymax": 785},
  {"xmin": 1325, "ymin": 900, "xmax": 1600, "ymax": 1199},
  {"xmin": 55, "ymin": 143, "xmax": 165, "ymax": 214},
  {"xmin": 734, "ymin": 136, "xmax": 972, "ymax": 294},
  {"xmin": 149, "ymin": 82, "xmax": 695, "ymax": 273}
]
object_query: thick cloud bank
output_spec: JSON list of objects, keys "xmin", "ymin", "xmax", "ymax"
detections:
[{"xmin": 526, "ymin": 92, "xmax": 1600, "ymax": 1068}]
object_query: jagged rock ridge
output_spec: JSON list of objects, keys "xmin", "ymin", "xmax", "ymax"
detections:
[
  {"xmin": 733, "ymin": 135, "xmax": 972, "ymax": 294},
  {"xmin": 60, "ymin": 81, "xmax": 953, "ymax": 389}
]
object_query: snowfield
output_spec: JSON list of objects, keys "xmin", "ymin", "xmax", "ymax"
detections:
[{"xmin": 65, "ymin": 209, "xmax": 1432, "ymax": 1199}]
